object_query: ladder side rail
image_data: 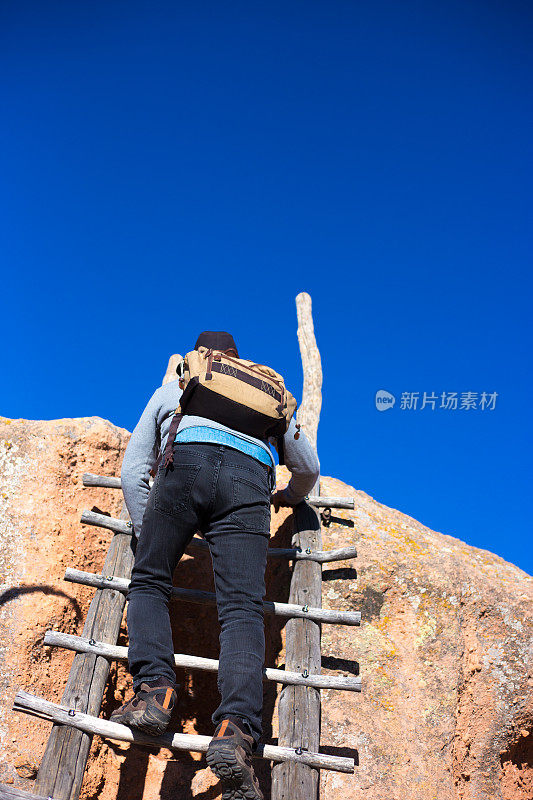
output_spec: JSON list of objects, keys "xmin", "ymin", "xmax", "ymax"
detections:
[
  {"xmin": 272, "ymin": 291, "xmax": 324, "ymax": 799},
  {"xmin": 33, "ymin": 503, "xmax": 134, "ymax": 800},
  {"xmin": 271, "ymin": 493, "xmax": 323, "ymax": 800}
]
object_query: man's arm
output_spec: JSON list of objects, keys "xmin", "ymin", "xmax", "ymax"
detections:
[
  {"xmin": 120, "ymin": 387, "xmax": 162, "ymax": 536},
  {"xmin": 270, "ymin": 416, "xmax": 320, "ymax": 506}
]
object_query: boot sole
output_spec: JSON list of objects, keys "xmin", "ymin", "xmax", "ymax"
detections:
[{"xmin": 206, "ymin": 740, "xmax": 263, "ymax": 800}]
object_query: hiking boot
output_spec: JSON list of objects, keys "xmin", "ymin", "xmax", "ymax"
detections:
[
  {"xmin": 206, "ymin": 716, "xmax": 264, "ymax": 800},
  {"xmin": 109, "ymin": 677, "xmax": 177, "ymax": 736}
]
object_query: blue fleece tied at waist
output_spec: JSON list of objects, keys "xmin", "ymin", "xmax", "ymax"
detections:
[{"xmin": 174, "ymin": 426, "xmax": 273, "ymax": 467}]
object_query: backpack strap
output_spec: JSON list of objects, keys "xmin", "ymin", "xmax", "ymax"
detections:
[
  {"xmin": 162, "ymin": 410, "xmax": 184, "ymax": 468},
  {"xmin": 149, "ymin": 410, "xmax": 183, "ymax": 476},
  {"xmin": 277, "ymin": 434, "xmax": 285, "ymax": 466},
  {"xmin": 158, "ymin": 374, "xmax": 203, "ymax": 471}
]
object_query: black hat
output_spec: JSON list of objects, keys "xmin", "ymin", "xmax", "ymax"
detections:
[{"xmin": 193, "ymin": 331, "xmax": 239, "ymax": 357}]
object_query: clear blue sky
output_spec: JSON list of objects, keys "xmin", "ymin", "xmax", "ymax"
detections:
[{"xmin": 2, "ymin": 2, "xmax": 532, "ymax": 574}]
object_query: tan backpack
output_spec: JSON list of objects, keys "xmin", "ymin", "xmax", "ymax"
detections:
[{"xmin": 161, "ymin": 346, "xmax": 299, "ymax": 468}]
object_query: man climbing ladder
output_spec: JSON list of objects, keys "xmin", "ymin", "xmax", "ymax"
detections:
[{"xmin": 112, "ymin": 330, "xmax": 320, "ymax": 799}]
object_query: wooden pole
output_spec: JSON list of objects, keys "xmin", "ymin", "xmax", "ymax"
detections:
[
  {"xmin": 14, "ymin": 690, "xmax": 355, "ymax": 773},
  {"xmin": 34, "ymin": 503, "xmax": 135, "ymax": 800},
  {"xmin": 0, "ymin": 787, "xmax": 55, "ymax": 800},
  {"xmin": 81, "ymin": 476, "xmax": 355, "ymax": 511},
  {"xmin": 44, "ymin": 631, "xmax": 362, "ymax": 692},
  {"xmin": 294, "ymin": 291, "xmax": 322, "ymax": 452},
  {"xmin": 162, "ymin": 353, "xmax": 183, "ymax": 385},
  {"xmin": 272, "ymin": 292, "xmax": 324, "ymax": 800},
  {"xmin": 80, "ymin": 509, "xmax": 357, "ymax": 562},
  {"xmin": 82, "ymin": 473, "xmax": 122, "ymax": 488},
  {"xmin": 306, "ymin": 495, "xmax": 353, "ymax": 509},
  {"xmin": 63, "ymin": 568, "xmax": 360, "ymax": 626}
]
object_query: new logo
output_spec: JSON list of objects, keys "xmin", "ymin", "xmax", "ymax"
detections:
[{"xmin": 375, "ymin": 390, "xmax": 396, "ymax": 411}]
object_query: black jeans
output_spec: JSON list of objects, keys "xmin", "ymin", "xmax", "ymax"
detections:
[{"xmin": 127, "ymin": 441, "xmax": 272, "ymax": 746}]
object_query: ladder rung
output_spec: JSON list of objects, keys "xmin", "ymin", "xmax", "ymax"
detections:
[
  {"xmin": 43, "ymin": 631, "xmax": 361, "ymax": 692},
  {"xmin": 0, "ymin": 786, "xmax": 59, "ymax": 800},
  {"xmin": 82, "ymin": 473, "xmax": 122, "ymax": 488},
  {"xmin": 13, "ymin": 689, "xmax": 355, "ymax": 773},
  {"xmin": 80, "ymin": 510, "xmax": 357, "ymax": 563},
  {"xmin": 82, "ymin": 474, "xmax": 355, "ymax": 509},
  {"xmin": 307, "ymin": 495, "xmax": 354, "ymax": 509},
  {"xmin": 64, "ymin": 568, "xmax": 361, "ymax": 626}
]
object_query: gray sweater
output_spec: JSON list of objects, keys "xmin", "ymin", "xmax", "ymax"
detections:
[{"xmin": 121, "ymin": 379, "xmax": 320, "ymax": 535}]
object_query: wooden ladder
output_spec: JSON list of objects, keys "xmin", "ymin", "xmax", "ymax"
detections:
[
  {"xmin": 0, "ymin": 474, "xmax": 359, "ymax": 800},
  {"xmin": 0, "ymin": 294, "xmax": 361, "ymax": 800}
]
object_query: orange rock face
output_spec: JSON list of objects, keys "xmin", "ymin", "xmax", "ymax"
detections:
[
  {"xmin": 318, "ymin": 475, "xmax": 533, "ymax": 800},
  {"xmin": 0, "ymin": 416, "xmax": 532, "ymax": 800},
  {"xmin": 0, "ymin": 416, "xmax": 127, "ymax": 789}
]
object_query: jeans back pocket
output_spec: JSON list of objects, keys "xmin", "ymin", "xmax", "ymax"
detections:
[
  {"xmin": 154, "ymin": 462, "xmax": 202, "ymax": 517},
  {"xmin": 229, "ymin": 474, "xmax": 271, "ymax": 535}
]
